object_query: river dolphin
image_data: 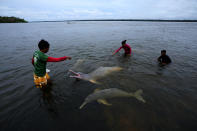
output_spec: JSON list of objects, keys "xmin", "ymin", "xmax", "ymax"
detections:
[
  {"xmin": 79, "ymin": 88, "xmax": 146, "ymax": 109},
  {"xmin": 69, "ymin": 66, "xmax": 123, "ymax": 84}
]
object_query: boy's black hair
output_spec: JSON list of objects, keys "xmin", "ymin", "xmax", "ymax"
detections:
[
  {"xmin": 122, "ymin": 40, "xmax": 127, "ymax": 45},
  {"xmin": 38, "ymin": 39, "xmax": 50, "ymax": 50},
  {"xmin": 161, "ymin": 50, "xmax": 166, "ymax": 53}
]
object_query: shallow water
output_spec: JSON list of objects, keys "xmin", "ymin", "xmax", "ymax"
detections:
[{"xmin": 0, "ymin": 21, "xmax": 197, "ymax": 131}]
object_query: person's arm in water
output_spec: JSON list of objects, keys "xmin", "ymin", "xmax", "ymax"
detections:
[{"xmin": 113, "ymin": 46, "xmax": 122, "ymax": 55}]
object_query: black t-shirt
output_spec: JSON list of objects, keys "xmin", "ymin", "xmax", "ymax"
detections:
[{"xmin": 158, "ymin": 55, "xmax": 171, "ymax": 64}]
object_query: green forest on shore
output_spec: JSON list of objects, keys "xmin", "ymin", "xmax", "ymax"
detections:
[{"xmin": 0, "ymin": 16, "xmax": 27, "ymax": 23}]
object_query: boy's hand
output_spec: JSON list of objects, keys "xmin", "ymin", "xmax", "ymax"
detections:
[{"xmin": 67, "ymin": 56, "xmax": 72, "ymax": 60}]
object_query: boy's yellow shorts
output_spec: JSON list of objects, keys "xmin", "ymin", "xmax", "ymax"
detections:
[{"xmin": 33, "ymin": 73, "xmax": 50, "ymax": 88}]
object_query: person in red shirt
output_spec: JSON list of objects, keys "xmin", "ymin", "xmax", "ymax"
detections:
[{"xmin": 113, "ymin": 40, "xmax": 132, "ymax": 56}]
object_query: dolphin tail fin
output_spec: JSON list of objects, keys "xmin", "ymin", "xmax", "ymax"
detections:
[
  {"xmin": 97, "ymin": 99, "xmax": 112, "ymax": 106},
  {"xmin": 79, "ymin": 101, "xmax": 87, "ymax": 109},
  {"xmin": 132, "ymin": 89, "xmax": 146, "ymax": 103}
]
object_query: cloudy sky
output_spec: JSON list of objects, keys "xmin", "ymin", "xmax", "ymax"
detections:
[{"xmin": 0, "ymin": 0, "xmax": 197, "ymax": 21}]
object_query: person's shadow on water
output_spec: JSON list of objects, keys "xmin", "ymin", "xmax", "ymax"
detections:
[{"xmin": 40, "ymin": 82, "xmax": 58, "ymax": 117}]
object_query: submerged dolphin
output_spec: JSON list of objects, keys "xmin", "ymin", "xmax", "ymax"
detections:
[
  {"xmin": 69, "ymin": 66, "xmax": 123, "ymax": 84},
  {"xmin": 79, "ymin": 88, "xmax": 146, "ymax": 109},
  {"xmin": 70, "ymin": 59, "xmax": 85, "ymax": 71}
]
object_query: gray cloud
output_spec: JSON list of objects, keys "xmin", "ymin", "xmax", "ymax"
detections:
[
  {"xmin": 154, "ymin": 0, "xmax": 197, "ymax": 19},
  {"xmin": 0, "ymin": 0, "xmax": 197, "ymax": 21}
]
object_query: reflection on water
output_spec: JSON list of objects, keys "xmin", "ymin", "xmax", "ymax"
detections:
[
  {"xmin": 40, "ymin": 84, "xmax": 58, "ymax": 115},
  {"xmin": 0, "ymin": 21, "xmax": 197, "ymax": 131}
]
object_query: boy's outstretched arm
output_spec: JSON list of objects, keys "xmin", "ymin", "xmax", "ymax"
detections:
[{"xmin": 47, "ymin": 56, "xmax": 71, "ymax": 62}]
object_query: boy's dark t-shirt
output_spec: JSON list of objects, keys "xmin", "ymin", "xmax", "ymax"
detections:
[
  {"xmin": 33, "ymin": 50, "xmax": 48, "ymax": 77},
  {"xmin": 158, "ymin": 55, "xmax": 171, "ymax": 64}
]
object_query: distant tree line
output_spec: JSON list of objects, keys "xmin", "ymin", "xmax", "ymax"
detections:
[
  {"xmin": 75, "ymin": 19, "xmax": 197, "ymax": 22},
  {"xmin": 0, "ymin": 16, "xmax": 27, "ymax": 23}
]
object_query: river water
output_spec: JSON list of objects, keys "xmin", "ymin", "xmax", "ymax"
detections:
[{"xmin": 0, "ymin": 21, "xmax": 197, "ymax": 131}]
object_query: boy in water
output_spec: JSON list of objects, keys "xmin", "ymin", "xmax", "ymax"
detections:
[
  {"xmin": 113, "ymin": 40, "xmax": 132, "ymax": 56},
  {"xmin": 157, "ymin": 50, "xmax": 171, "ymax": 65},
  {"xmin": 32, "ymin": 39, "xmax": 71, "ymax": 88}
]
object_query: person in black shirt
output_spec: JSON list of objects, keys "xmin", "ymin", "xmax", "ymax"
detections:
[{"xmin": 158, "ymin": 50, "xmax": 171, "ymax": 65}]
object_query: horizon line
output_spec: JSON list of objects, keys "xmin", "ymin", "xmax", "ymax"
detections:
[{"xmin": 29, "ymin": 19, "xmax": 197, "ymax": 22}]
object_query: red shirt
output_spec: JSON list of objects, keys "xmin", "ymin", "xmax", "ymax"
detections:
[{"xmin": 115, "ymin": 44, "xmax": 131, "ymax": 54}]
